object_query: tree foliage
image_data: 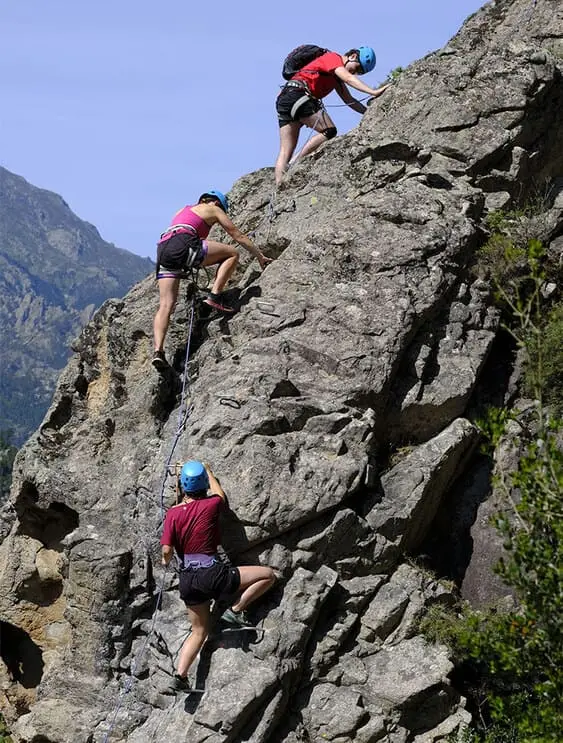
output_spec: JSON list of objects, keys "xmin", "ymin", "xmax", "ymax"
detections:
[
  {"xmin": 463, "ymin": 415, "xmax": 563, "ymax": 741},
  {"xmin": 0, "ymin": 713, "xmax": 12, "ymax": 742},
  {"xmin": 469, "ymin": 233, "xmax": 562, "ymax": 741},
  {"xmin": 423, "ymin": 226, "xmax": 563, "ymax": 742}
]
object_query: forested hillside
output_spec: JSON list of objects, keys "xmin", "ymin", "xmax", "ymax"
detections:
[{"xmin": 0, "ymin": 166, "xmax": 152, "ymax": 444}]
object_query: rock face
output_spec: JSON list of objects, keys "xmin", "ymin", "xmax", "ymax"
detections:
[
  {"xmin": 1, "ymin": 1, "xmax": 562, "ymax": 741},
  {"xmin": 0, "ymin": 166, "xmax": 153, "ymax": 445}
]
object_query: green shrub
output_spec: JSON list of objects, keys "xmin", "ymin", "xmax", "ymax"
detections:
[
  {"xmin": 418, "ymin": 603, "xmax": 467, "ymax": 657},
  {"xmin": 387, "ymin": 66, "xmax": 404, "ymax": 81},
  {"xmin": 0, "ymin": 713, "xmax": 12, "ymax": 742},
  {"xmin": 421, "ymin": 235, "xmax": 563, "ymax": 741},
  {"xmin": 476, "ymin": 220, "xmax": 562, "ymax": 414},
  {"xmin": 420, "ymin": 412, "xmax": 563, "ymax": 740},
  {"xmin": 477, "ymin": 231, "xmax": 527, "ymax": 279},
  {"xmin": 453, "ymin": 721, "xmax": 519, "ymax": 743},
  {"xmin": 478, "ymin": 419, "xmax": 563, "ymax": 740},
  {"xmin": 525, "ymin": 302, "xmax": 563, "ymax": 413},
  {"xmin": 468, "ymin": 237, "xmax": 563, "ymax": 739},
  {"xmin": 474, "ymin": 199, "xmax": 560, "ymax": 315}
]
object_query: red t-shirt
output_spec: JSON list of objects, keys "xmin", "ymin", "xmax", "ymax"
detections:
[
  {"xmin": 292, "ymin": 51, "xmax": 343, "ymax": 99},
  {"xmin": 160, "ymin": 495, "xmax": 223, "ymax": 556}
]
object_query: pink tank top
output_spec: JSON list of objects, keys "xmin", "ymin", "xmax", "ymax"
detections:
[{"xmin": 160, "ymin": 205, "xmax": 211, "ymax": 242}]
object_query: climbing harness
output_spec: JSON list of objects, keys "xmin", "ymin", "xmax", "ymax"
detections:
[
  {"xmin": 159, "ymin": 222, "xmax": 198, "ymax": 242},
  {"xmin": 155, "ymin": 225, "xmax": 203, "ymax": 279},
  {"xmin": 284, "ymin": 80, "xmax": 317, "ymax": 121}
]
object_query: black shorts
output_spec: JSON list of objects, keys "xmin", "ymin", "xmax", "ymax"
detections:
[
  {"xmin": 156, "ymin": 232, "xmax": 206, "ymax": 276},
  {"xmin": 276, "ymin": 86, "xmax": 322, "ymax": 127},
  {"xmin": 179, "ymin": 561, "xmax": 241, "ymax": 606}
]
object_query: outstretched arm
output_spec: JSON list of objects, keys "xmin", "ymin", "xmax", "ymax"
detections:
[
  {"xmin": 334, "ymin": 79, "xmax": 366, "ymax": 114},
  {"xmin": 203, "ymin": 463, "xmax": 226, "ymax": 501},
  {"xmin": 214, "ymin": 209, "xmax": 273, "ymax": 270},
  {"xmin": 334, "ymin": 66, "xmax": 391, "ymax": 99}
]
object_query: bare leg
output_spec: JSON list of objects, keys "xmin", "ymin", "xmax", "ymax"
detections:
[
  {"xmin": 274, "ymin": 122, "xmax": 301, "ymax": 185},
  {"xmin": 177, "ymin": 602, "xmax": 211, "ymax": 678},
  {"xmin": 202, "ymin": 241, "xmax": 239, "ymax": 294},
  {"xmin": 294, "ymin": 109, "xmax": 336, "ymax": 161},
  {"xmin": 153, "ymin": 277, "xmax": 180, "ymax": 351},
  {"xmin": 231, "ymin": 565, "xmax": 276, "ymax": 612},
  {"xmin": 298, "ymin": 132, "xmax": 329, "ymax": 159}
]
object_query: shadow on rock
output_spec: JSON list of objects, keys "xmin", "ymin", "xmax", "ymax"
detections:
[{"xmin": 0, "ymin": 621, "xmax": 44, "ymax": 689}]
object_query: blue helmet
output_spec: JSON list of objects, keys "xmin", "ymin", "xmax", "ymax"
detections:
[
  {"xmin": 200, "ymin": 189, "xmax": 229, "ymax": 213},
  {"xmin": 358, "ymin": 46, "xmax": 376, "ymax": 74},
  {"xmin": 179, "ymin": 461, "xmax": 209, "ymax": 493}
]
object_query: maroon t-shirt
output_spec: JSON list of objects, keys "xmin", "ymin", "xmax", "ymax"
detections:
[{"xmin": 160, "ymin": 495, "xmax": 223, "ymax": 556}]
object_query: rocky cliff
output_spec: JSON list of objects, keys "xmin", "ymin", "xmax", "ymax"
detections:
[
  {"xmin": 0, "ymin": 167, "xmax": 153, "ymax": 445},
  {"xmin": 1, "ymin": 1, "xmax": 562, "ymax": 741}
]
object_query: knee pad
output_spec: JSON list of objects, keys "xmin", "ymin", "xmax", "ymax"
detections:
[{"xmin": 321, "ymin": 126, "xmax": 337, "ymax": 140}]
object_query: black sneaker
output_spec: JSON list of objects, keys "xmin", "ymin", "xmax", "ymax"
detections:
[
  {"xmin": 169, "ymin": 674, "xmax": 191, "ymax": 693},
  {"xmin": 152, "ymin": 350, "xmax": 168, "ymax": 371}
]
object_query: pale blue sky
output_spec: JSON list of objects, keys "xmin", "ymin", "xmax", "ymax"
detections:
[{"xmin": 1, "ymin": 0, "xmax": 485, "ymax": 258}]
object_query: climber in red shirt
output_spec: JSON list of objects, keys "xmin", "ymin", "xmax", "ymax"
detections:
[{"xmin": 274, "ymin": 47, "xmax": 390, "ymax": 185}]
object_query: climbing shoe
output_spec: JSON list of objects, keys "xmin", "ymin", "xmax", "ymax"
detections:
[
  {"xmin": 152, "ymin": 350, "xmax": 168, "ymax": 371},
  {"xmin": 167, "ymin": 674, "xmax": 191, "ymax": 693},
  {"xmin": 203, "ymin": 294, "xmax": 235, "ymax": 313},
  {"xmin": 221, "ymin": 608, "xmax": 252, "ymax": 628}
]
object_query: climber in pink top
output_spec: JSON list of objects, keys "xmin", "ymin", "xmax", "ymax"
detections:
[{"xmin": 152, "ymin": 190, "xmax": 272, "ymax": 370}]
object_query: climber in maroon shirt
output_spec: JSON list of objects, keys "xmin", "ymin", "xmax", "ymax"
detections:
[{"xmin": 161, "ymin": 461, "xmax": 276, "ymax": 689}]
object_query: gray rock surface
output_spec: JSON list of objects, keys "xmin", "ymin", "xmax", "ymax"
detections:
[
  {"xmin": 461, "ymin": 412, "xmax": 535, "ymax": 606},
  {"xmin": 1, "ymin": 1, "xmax": 562, "ymax": 741}
]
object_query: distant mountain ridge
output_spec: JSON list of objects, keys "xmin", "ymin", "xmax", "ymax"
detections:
[{"xmin": 0, "ymin": 166, "xmax": 153, "ymax": 444}]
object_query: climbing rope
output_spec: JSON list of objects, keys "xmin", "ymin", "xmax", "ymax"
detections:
[
  {"xmin": 99, "ymin": 277, "xmax": 199, "ymax": 741},
  {"xmin": 157, "ymin": 283, "xmax": 198, "ymax": 522},
  {"xmin": 324, "ymin": 94, "xmax": 371, "ymax": 108}
]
